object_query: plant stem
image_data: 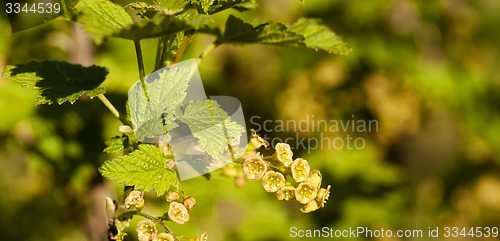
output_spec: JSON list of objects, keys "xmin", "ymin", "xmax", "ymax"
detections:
[
  {"xmin": 196, "ymin": 43, "xmax": 216, "ymax": 65},
  {"xmin": 134, "ymin": 40, "xmax": 150, "ymax": 101},
  {"xmin": 117, "ymin": 210, "xmax": 174, "ymax": 235},
  {"xmin": 98, "ymin": 94, "xmax": 119, "ymax": 118},
  {"xmin": 170, "ymin": 30, "xmax": 195, "ymax": 65},
  {"xmin": 155, "ymin": 37, "xmax": 164, "ymax": 71},
  {"xmin": 137, "ymin": 212, "xmax": 173, "ymax": 234},
  {"xmin": 98, "ymin": 94, "xmax": 132, "ymax": 126}
]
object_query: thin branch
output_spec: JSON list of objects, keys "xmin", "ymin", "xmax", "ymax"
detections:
[
  {"xmin": 136, "ymin": 212, "xmax": 173, "ymax": 234},
  {"xmin": 98, "ymin": 94, "xmax": 132, "ymax": 126},
  {"xmin": 134, "ymin": 40, "xmax": 150, "ymax": 101},
  {"xmin": 196, "ymin": 43, "xmax": 216, "ymax": 65},
  {"xmin": 98, "ymin": 94, "xmax": 119, "ymax": 118},
  {"xmin": 170, "ymin": 30, "xmax": 195, "ymax": 65},
  {"xmin": 154, "ymin": 37, "xmax": 164, "ymax": 71}
]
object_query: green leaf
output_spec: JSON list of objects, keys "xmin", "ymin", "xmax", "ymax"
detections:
[
  {"xmin": 160, "ymin": 32, "xmax": 186, "ymax": 67},
  {"xmin": 216, "ymin": 15, "xmax": 304, "ymax": 46},
  {"xmin": 192, "ymin": 0, "xmax": 255, "ymax": 14},
  {"xmin": 232, "ymin": 0, "xmax": 258, "ymax": 12},
  {"xmin": 181, "ymin": 99, "xmax": 244, "ymax": 157},
  {"xmin": 128, "ymin": 63, "xmax": 195, "ymax": 140},
  {"xmin": 116, "ymin": 15, "xmax": 191, "ymax": 40},
  {"xmin": 72, "ymin": 0, "xmax": 133, "ymax": 44},
  {"xmin": 3, "ymin": 61, "xmax": 108, "ymax": 105},
  {"xmin": 289, "ymin": 18, "xmax": 351, "ymax": 55},
  {"xmin": 153, "ymin": 0, "xmax": 187, "ymax": 13},
  {"xmin": 104, "ymin": 136, "xmax": 128, "ymax": 154},
  {"xmin": 190, "ymin": 0, "xmax": 215, "ymax": 13},
  {"xmin": 99, "ymin": 144, "xmax": 177, "ymax": 196},
  {"xmin": 73, "ymin": 0, "xmax": 211, "ymax": 42},
  {"xmin": 216, "ymin": 15, "xmax": 351, "ymax": 54},
  {"xmin": 125, "ymin": 2, "xmax": 163, "ymax": 19},
  {"xmin": 116, "ymin": 10, "xmax": 212, "ymax": 40}
]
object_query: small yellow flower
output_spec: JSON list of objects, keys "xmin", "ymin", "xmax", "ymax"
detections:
[
  {"xmin": 125, "ymin": 190, "xmax": 144, "ymax": 209},
  {"xmin": 166, "ymin": 190, "xmax": 180, "ymax": 203},
  {"xmin": 315, "ymin": 185, "xmax": 331, "ymax": 208},
  {"xmin": 295, "ymin": 182, "xmax": 318, "ymax": 204},
  {"xmin": 242, "ymin": 154, "xmax": 267, "ymax": 180},
  {"xmin": 306, "ymin": 170, "xmax": 322, "ymax": 189},
  {"xmin": 300, "ymin": 200, "xmax": 320, "ymax": 213},
  {"xmin": 291, "ymin": 158, "xmax": 310, "ymax": 183},
  {"xmin": 152, "ymin": 233, "xmax": 174, "ymax": 241},
  {"xmin": 248, "ymin": 129, "xmax": 269, "ymax": 149},
  {"xmin": 183, "ymin": 196, "xmax": 197, "ymax": 210},
  {"xmin": 136, "ymin": 220, "xmax": 157, "ymax": 241},
  {"xmin": 196, "ymin": 232, "xmax": 208, "ymax": 241},
  {"xmin": 262, "ymin": 171, "xmax": 286, "ymax": 192},
  {"xmin": 276, "ymin": 185, "xmax": 295, "ymax": 201},
  {"xmin": 168, "ymin": 202, "xmax": 190, "ymax": 224},
  {"xmin": 274, "ymin": 143, "xmax": 293, "ymax": 166}
]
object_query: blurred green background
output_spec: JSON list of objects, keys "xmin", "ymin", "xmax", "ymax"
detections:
[{"xmin": 1, "ymin": 0, "xmax": 500, "ymax": 240}]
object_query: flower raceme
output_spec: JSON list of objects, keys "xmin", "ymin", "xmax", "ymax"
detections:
[{"xmin": 242, "ymin": 137, "xmax": 331, "ymax": 213}]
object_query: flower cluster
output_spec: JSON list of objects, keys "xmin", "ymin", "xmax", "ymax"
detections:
[
  {"xmin": 120, "ymin": 190, "xmax": 206, "ymax": 241},
  {"xmin": 165, "ymin": 191, "xmax": 197, "ymax": 224},
  {"xmin": 242, "ymin": 131, "xmax": 331, "ymax": 213}
]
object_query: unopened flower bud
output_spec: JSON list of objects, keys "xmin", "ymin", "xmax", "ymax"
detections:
[
  {"xmin": 276, "ymin": 185, "xmax": 295, "ymax": 201},
  {"xmin": 168, "ymin": 202, "xmax": 190, "ymax": 224},
  {"xmin": 262, "ymin": 171, "xmax": 286, "ymax": 192},
  {"xmin": 105, "ymin": 197, "xmax": 116, "ymax": 219},
  {"xmin": 295, "ymin": 182, "xmax": 318, "ymax": 204},
  {"xmin": 291, "ymin": 158, "xmax": 310, "ymax": 183},
  {"xmin": 136, "ymin": 220, "xmax": 157, "ymax": 241},
  {"xmin": 119, "ymin": 125, "xmax": 134, "ymax": 134},
  {"xmin": 274, "ymin": 143, "xmax": 293, "ymax": 167},
  {"xmin": 183, "ymin": 196, "xmax": 197, "ymax": 210},
  {"xmin": 125, "ymin": 190, "xmax": 144, "ymax": 209},
  {"xmin": 242, "ymin": 154, "xmax": 267, "ymax": 180},
  {"xmin": 152, "ymin": 233, "xmax": 174, "ymax": 241},
  {"xmin": 166, "ymin": 190, "xmax": 180, "ymax": 203}
]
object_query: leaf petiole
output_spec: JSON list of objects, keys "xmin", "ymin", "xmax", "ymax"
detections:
[{"xmin": 134, "ymin": 40, "xmax": 150, "ymax": 101}]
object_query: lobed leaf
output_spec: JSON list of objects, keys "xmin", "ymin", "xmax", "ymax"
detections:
[
  {"xmin": 72, "ymin": 0, "xmax": 133, "ymax": 44},
  {"xmin": 3, "ymin": 61, "xmax": 108, "ymax": 105},
  {"xmin": 216, "ymin": 15, "xmax": 351, "ymax": 54},
  {"xmin": 153, "ymin": 0, "xmax": 188, "ymax": 13},
  {"xmin": 181, "ymin": 99, "xmax": 244, "ymax": 157},
  {"xmin": 191, "ymin": 0, "xmax": 256, "ymax": 14},
  {"xmin": 104, "ymin": 136, "xmax": 129, "ymax": 154},
  {"xmin": 289, "ymin": 18, "xmax": 351, "ymax": 55},
  {"xmin": 99, "ymin": 144, "xmax": 177, "ymax": 196},
  {"xmin": 216, "ymin": 15, "xmax": 304, "ymax": 46},
  {"xmin": 73, "ymin": 0, "xmax": 212, "ymax": 43},
  {"xmin": 128, "ymin": 63, "xmax": 195, "ymax": 140}
]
